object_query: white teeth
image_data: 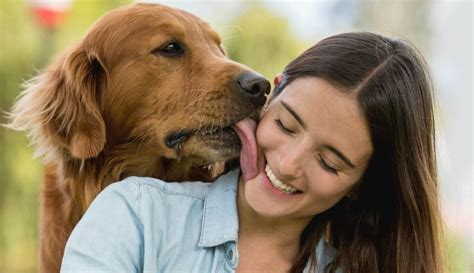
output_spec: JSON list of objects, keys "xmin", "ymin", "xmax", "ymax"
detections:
[{"xmin": 264, "ymin": 164, "xmax": 299, "ymax": 194}]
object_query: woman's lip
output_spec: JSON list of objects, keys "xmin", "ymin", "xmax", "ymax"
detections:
[
  {"xmin": 259, "ymin": 163, "xmax": 302, "ymax": 199},
  {"xmin": 265, "ymin": 162, "xmax": 302, "ymax": 192}
]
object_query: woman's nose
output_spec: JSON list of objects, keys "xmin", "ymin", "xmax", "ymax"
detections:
[{"xmin": 277, "ymin": 152, "xmax": 304, "ymax": 179}]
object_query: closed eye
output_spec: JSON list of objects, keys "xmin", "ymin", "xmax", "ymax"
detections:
[
  {"xmin": 318, "ymin": 155, "xmax": 339, "ymax": 175},
  {"xmin": 274, "ymin": 118, "xmax": 295, "ymax": 135}
]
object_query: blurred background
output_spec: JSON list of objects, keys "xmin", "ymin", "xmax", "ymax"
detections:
[{"xmin": 0, "ymin": 0, "xmax": 472, "ymax": 272}]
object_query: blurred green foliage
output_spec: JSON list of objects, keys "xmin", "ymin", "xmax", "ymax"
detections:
[
  {"xmin": 0, "ymin": 1, "xmax": 471, "ymax": 273},
  {"xmin": 446, "ymin": 231, "xmax": 473, "ymax": 273},
  {"xmin": 0, "ymin": 1, "xmax": 131, "ymax": 271},
  {"xmin": 220, "ymin": 3, "xmax": 307, "ymax": 81}
]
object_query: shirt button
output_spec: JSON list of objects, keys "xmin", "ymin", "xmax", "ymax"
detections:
[{"xmin": 227, "ymin": 249, "xmax": 234, "ymax": 260}]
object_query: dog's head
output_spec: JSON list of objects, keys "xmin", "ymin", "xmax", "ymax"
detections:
[{"xmin": 9, "ymin": 3, "xmax": 269, "ymax": 175}]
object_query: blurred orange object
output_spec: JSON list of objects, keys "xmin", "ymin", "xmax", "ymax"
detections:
[{"xmin": 29, "ymin": 0, "xmax": 72, "ymax": 28}]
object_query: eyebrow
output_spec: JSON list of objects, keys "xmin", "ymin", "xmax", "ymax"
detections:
[
  {"xmin": 281, "ymin": 101, "xmax": 306, "ymax": 130},
  {"xmin": 324, "ymin": 144, "xmax": 356, "ymax": 169},
  {"xmin": 280, "ymin": 101, "xmax": 356, "ymax": 169}
]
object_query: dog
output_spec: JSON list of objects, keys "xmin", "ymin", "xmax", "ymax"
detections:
[{"xmin": 7, "ymin": 3, "xmax": 269, "ymax": 273}]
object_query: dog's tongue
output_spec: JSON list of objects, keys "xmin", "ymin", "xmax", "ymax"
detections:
[{"xmin": 233, "ymin": 118, "xmax": 258, "ymax": 181}]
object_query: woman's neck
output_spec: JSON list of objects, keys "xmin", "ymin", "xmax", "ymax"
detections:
[{"xmin": 236, "ymin": 175, "xmax": 311, "ymax": 260}]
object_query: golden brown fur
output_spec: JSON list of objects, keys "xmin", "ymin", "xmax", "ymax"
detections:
[{"xmin": 7, "ymin": 3, "xmax": 268, "ymax": 273}]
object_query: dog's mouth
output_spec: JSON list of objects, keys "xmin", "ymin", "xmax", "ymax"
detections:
[
  {"xmin": 165, "ymin": 123, "xmax": 240, "ymax": 150},
  {"xmin": 163, "ymin": 115, "xmax": 261, "ymax": 165}
]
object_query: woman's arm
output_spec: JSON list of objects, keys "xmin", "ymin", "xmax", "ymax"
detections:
[{"xmin": 60, "ymin": 178, "xmax": 144, "ymax": 273}]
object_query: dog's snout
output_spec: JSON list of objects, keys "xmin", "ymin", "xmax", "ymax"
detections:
[{"xmin": 236, "ymin": 72, "xmax": 271, "ymax": 98}]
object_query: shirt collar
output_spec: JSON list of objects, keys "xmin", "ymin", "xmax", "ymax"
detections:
[
  {"xmin": 199, "ymin": 168, "xmax": 240, "ymax": 247},
  {"xmin": 303, "ymin": 238, "xmax": 338, "ymax": 273}
]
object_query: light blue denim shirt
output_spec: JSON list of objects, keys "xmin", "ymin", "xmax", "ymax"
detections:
[{"xmin": 61, "ymin": 169, "xmax": 338, "ymax": 273}]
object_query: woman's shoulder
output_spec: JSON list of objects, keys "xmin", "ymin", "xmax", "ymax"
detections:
[
  {"xmin": 78, "ymin": 176, "xmax": 218, "ymax": 242},
  {"xmin": 97, "ymin": 170, "xmax": 240, "ymax": 222},
  {"xmin": 104, "ymin": 176, "xmax": 214, "ymax": 202}
]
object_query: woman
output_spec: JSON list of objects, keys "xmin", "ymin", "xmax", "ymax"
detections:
[{"xmin": 61, "ymin": 32, "xmax": 444, "ymax": 273}]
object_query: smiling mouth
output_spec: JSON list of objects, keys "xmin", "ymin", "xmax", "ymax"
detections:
[{"xmin": 264, "ymin": 163, "xmax": 303, "ymax": 195}]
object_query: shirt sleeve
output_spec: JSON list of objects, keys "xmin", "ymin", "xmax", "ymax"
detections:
[{"xmin": 60, "ymin": 177, "xmax": 144, "ymax": 273}]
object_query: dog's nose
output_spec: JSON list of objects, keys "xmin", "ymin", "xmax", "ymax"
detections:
[{"xmin": 236, "ymin": 72, "xmax": 271, "ymax": 98}]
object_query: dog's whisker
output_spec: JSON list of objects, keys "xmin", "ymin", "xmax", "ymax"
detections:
[
  {"xmin": 221, "ymin": 34, "xmax": 243, "ymax": 42},
  {"xmin": 183, "ymin": 100, "xmax": 208, "ymax": 134},
  {"xmin": 162, "ymin": 88, "xmax": 210, "ymax": 122},
  {"xmin": 219, "ymin": 24, "xmax": 244, "ymax": 40},
  {"xmin": 170, "ymin": 88, "xmax": 222, "ymax": 118},
  {"xmin": 198, "ymin": 115, "xmax": 205, "ymax": 133}
]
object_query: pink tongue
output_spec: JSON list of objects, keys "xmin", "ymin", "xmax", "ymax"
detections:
[{"xmin": 233, "ymin": 118, "xmax": 258, "ymax": 181}]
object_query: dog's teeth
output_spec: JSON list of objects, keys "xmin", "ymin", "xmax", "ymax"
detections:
[{"xmin": 201, "ymin": 164, "xmax": 212, "ymax": 171}]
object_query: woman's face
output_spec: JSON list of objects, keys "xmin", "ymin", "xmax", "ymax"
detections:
[{"xmin": 241, "ymin": 77, "xmax": 373, "ymax": 221}]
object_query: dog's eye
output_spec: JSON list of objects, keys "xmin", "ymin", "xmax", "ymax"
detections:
[{"xmin": 152, "ymin": 42, "xmax": 184, "ymax": 57}]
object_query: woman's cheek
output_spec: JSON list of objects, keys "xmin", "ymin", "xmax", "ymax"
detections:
[
  {"xmin": 307, "ymin": 171, "xmax": 348, "ymax": 199},
  {"xmin": 255, "ymin": 117, "xmax": 275, "ymax": 149}
]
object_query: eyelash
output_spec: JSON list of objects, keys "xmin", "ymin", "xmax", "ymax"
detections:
[
  {"xmin": 274, "ymin": 118, "xmax": 295, "ymax": 135},
  {"xmin": 274, "ymin": 118, "xmax": 338, "ymax": 175},
  {"xmin": 319, "ymin": 155, "xmax": 338, "ymax": 175}
]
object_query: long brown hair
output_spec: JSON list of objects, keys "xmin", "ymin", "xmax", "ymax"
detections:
[{"xmin": 275, "ymin": 32, "xmax": 444, "ymax": 273}]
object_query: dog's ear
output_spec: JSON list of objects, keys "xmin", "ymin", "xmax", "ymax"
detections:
[{"xmin": 8, "ymin": 44, "xmax": 107, "ymax": 160}]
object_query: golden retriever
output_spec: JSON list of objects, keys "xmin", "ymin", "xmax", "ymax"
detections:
[{"xmin": 8, "ymin": 3, "xmax": 269, "ymax": 273}]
